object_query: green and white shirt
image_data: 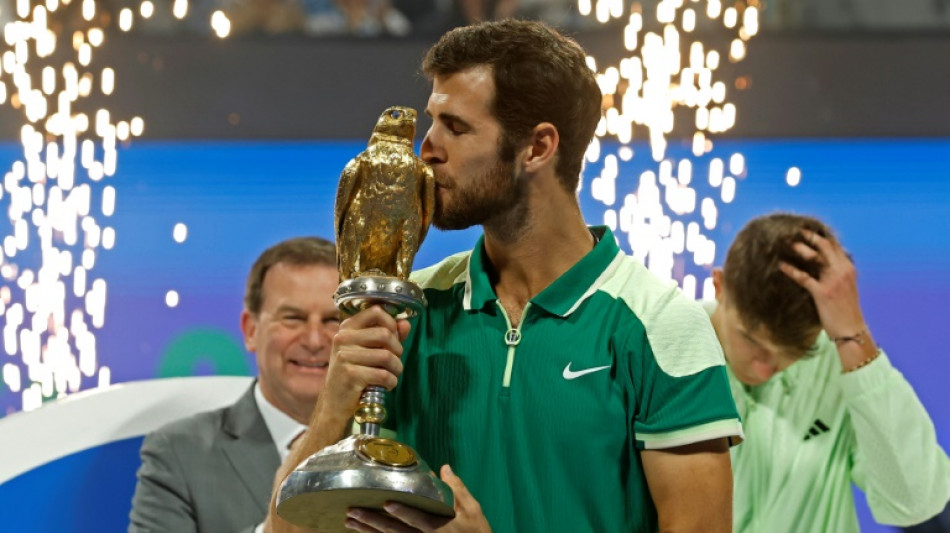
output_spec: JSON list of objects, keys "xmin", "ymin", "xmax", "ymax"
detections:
[
  {"xmin": 703, "ymin": 303, "xmax": 950, "ymax": 532},
  {"xmin": 388, "ymin": 227, "xmax": 743, "ymax": 533}
]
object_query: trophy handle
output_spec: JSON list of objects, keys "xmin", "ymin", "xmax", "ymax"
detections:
[{"xmin": 335, "ymin": 275, "xmax": 426, "ymax": 438}]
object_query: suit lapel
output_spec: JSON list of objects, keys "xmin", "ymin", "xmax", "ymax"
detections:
[{"xmin": 221, "ymin": 384, "xmax": 281, "ymax": 514}]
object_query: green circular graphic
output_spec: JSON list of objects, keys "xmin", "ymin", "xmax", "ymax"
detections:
[{"xmin": 158, "ymin": 328, "xmax": 252, "ymax": 378}]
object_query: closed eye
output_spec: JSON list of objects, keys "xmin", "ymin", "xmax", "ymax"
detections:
[
  {"xmin": 447, "ymin": 119, "xmax": 468, "ymax": 135},
  {"xmin": 738, "ymin": 329, "xmax": 760, "ymax": 347},
  {"xmin": 425, "ymin": 110, "xmax": 471, "ymax": 136}
]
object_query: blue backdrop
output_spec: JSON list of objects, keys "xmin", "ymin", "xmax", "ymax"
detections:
[{"xmin": 0, "ymin": 137, "xmax": 947, "ymax": 532}]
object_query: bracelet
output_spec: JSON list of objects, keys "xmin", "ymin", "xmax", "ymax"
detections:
[
  {"xmin": 841, "ymin": 348, "xmax": 881, "ymax": 374},
  {"xmin": 831, "ymin": 327, "xmax": 869, "ymax": 346},
  {"xmin": 833, "ymin": 327, "xmax": 879, "ymax": 373}
]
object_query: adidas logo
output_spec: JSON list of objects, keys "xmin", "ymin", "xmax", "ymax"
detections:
[{"xmin": 803, "ymin": 419, "xmax": 830, "ymax": 441}]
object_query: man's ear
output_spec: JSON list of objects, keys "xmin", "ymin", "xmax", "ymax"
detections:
[
  {"xmin": 522, "ymin": 122, "xmax": 559, "ymax": 173},
  {"xmin": 712, "ymin": 268, "xmax": 725, "ymax": 303},
  {"xmin": 240, "ymin": 309, "xmax": 258, "ymax": 352}
]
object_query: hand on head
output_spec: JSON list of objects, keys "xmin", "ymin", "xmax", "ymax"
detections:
[{"xmin": 777, "ymin": 229, "xmax": 866, "ymax": 339}]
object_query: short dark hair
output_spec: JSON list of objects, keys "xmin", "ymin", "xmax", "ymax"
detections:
[
  {"xmin": 244, "ymin": 236, "xmax": 336, "ymax": 315},
  {"xmin": 723, "ymin": 213, "xmax": 837, "ymax": 357},
  {"xmin": 422, "ymin": 19, "xmax": 602, "ymax": 192}
]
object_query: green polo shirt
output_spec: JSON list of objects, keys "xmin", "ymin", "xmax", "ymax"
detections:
[{"xmin": 389, "ymin": 227, "xmax": 742, "ymax": 532}]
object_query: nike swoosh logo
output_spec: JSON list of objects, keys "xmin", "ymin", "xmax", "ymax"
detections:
[{"xmin": 562, "ymin": 362, "xmax": 611, "ymax": 380}]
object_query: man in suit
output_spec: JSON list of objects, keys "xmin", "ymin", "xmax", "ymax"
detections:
[{"xmin": 129, "ymin": 236, "xmax": 340, "ymax": 533}]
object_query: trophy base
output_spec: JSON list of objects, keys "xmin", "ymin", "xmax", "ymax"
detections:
[{"xmin": 276, "ymin": 435, "xmax": 455, "ymax": 532}]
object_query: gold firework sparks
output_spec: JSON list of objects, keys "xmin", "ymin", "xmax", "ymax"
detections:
[{"xmin": 0, "ymin": 0, "xmax": 228, "ymax": 412}]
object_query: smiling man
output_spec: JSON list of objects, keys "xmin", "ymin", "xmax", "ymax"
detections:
[
  {"xmin": 130, "ymin": 236, "xmax": 340, "ymax": 533},
  {"xmin": 271, "ymin": 20, "xmax": 743, "ymax": 533},
  {"xmin": 708, "ymin": 213, "xmax": 950, "ymax": 533}
]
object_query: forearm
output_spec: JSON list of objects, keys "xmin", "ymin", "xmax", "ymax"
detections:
[
  {"xmin": 266, "ymin": 398, "xmax": 355, "ymax": 533},
  {"xmin": 843, "ymin": 351, "xmax": 950, "ymax": 525},
  {"xmin": 834, "ymin": 327, "xmax": 878, "ymax": 372},
  {"xmin": 643, "ymin": 439, "xmax": 733, "ymax": 533}
]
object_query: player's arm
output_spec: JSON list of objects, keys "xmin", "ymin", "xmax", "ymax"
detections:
[
  {"xmin": 641, "ymin": 438, "xmax": 733, "ymax": 533},
  {"xmin": 842, "ymin": 353, "xmax": 950, "ymax": 525},
  {"xmin": 781, "ymin": 228, "xmax": 950, "ymax": 523},
  {"xmin": 777, "ymin": 228, "xmax": 877, "ymax": 372},
  {"xmin": 265, "ymin": 305, "xmax": 409, "ymax": 533}
]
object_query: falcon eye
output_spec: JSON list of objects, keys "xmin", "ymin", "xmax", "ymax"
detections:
[{"xmin": 391, "ymin": 110, "xmax": 403, "ymax": 119}]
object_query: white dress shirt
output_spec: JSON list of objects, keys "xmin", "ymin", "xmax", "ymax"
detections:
[
  {"xmin": 253, "ymin": 383, "xmax": 308, "ymax": 533},
  {"xmin": 254, "ymin": 383, "xmax": 308, "ymax": 461}
]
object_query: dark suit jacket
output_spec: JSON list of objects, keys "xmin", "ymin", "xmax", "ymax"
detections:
[{"xmin": 129, "ymin": 383, "xmax": 281, "ymax": 533}]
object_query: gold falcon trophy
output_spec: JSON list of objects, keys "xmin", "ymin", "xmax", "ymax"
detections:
[{"xmin": 275, "ymin": 106, "xmax": 454, "ymax": 531}]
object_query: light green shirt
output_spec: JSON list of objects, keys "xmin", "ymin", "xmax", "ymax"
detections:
[{"xmin": 708, "ymin": 302, "xmax": 950, "ymax": 532}]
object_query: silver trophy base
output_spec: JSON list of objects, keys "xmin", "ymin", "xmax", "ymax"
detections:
[{"xmin": 276, "ymin": 435, "xmax": 454, "ymax": 532}]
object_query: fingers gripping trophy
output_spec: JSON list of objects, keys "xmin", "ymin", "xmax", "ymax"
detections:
[{"xmin": 275, "ymin": 106, "xmax": 455, "ymax": 531}]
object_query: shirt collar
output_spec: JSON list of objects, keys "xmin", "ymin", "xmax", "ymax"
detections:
[
  {"xmin": 254, "ymin": 382, "xmax": 307, "ymax": 461},
  {"xmin": 465, "ymin": 226, "xmax": 622, "ymax": 317}
]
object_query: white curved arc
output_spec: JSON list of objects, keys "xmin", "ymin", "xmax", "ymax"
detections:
[{"xmin": 0, "ymin": 376, "xmax": 254, "ymax": 484}]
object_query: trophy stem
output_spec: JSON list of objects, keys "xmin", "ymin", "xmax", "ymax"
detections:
[{"xmin": 356, "ymin": 386, "xmax": 387, "ymax": 436}]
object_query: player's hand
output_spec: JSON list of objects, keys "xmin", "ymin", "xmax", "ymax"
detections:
[
  {"xmin": 778, "ymin": 228, "xmax": 866, "ymax": 339},
  {"xmin": 323, "ymin": 305, "xmax": 411, "ymax": 416},
  {"xmin": 344, "ymin": 465, "xmax": 492, "ymax": 533}
]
